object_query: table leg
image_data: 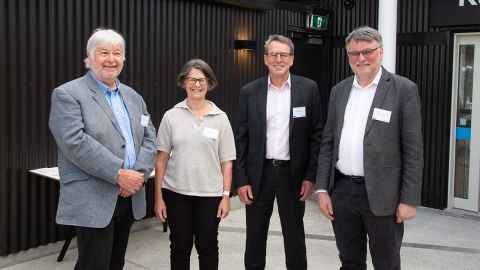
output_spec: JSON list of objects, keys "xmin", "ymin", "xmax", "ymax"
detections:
[{"xmin": 57, "ymin": 226, "xmax": 75, "ymax": 262}]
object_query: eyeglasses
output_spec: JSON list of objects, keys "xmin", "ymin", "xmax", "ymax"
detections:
[
  {"xmin": 266, "ymin": 52, "xmax": 292, "ymax": 60},
  {"xmin": 186, "ymin": 77, "xmax": 207, "ymax": 85},
  {"xmin": 346, "ymin": 47, "xmax": 380, "ymax": 57}
]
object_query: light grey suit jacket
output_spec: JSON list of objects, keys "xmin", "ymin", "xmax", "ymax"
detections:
[
  {"xmin": 49, "ymin": 72, "xmax": 156, "ymax": 228},
  {"xmin": 316, "ymin": 68, "xmax": 424, "ymax": 216}
]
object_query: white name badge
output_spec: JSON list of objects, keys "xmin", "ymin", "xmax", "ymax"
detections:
[
  {"xmin": 372, "ymin": 108, "xmax": 391, "ymax": 123},
  {"xmin": 202, "ymin": 127, "xmax": 219, "ymax": 140},
  {"xmin": 292, "ymin": 107, "xmax": 306, "ymax": 118},
  {"xmin": 140, "ymin": 115, "xmax": 150, "ymax": 127}
]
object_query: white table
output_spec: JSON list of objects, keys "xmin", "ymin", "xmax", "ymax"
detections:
[
  {"xmin": 29, "ymin": 167, "xmax": 155, "ymax": 180},
  {"xmin": 29, "ymin": 167, "xmax": 164, "ymax": 262}
]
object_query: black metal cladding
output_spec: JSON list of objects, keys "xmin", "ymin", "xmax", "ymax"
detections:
[
  {"xmin": 396, "ymin": 0, "xmax": 452, "ymax": 210},
  {"xmin": 330, "ymin": 0, "xmax": 378, "ymax": 37},
  {"xmin": 396, "ymin": 32, "xmax": 451, "ymax": 210},
  {"xmin": 0, "ymin": 0, "xmax": 459, "ymax": 256},
  {"xmin": 0, "ymin": 0, "xmax": 305, "ymax": 256},
  {"xmin": 328, "ymin": 0, "xmax": 378, "ymax": 86},
  {"xmin": 398, "ymin": 0, "xmax": 430, "ymax": 33},
  {"xmin": 327, "ymin": 0, "xmax": 452, "ymax": 210}
]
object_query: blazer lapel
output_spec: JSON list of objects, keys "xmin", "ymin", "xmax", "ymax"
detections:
[
  {"xmin": 364, "ymin": 68, "xmax": 392, "ymax": 137},
  {"xmin": 256, "ymin": 78, "xmax": 268, "ymax": 142},
  {"xmin": 85, "ymin": 73, "xmax": 123, "ymax": 136},
  {"xmin": 289, "ymin": 76, "xmax": 302, "ymax": 139},
  {"xmin": 336, "ymin": 77, "xmax": 354, "ymax": 140},
  {"xmin": 119, "ymin": 86, "xmax": 139, "ymax": 148}
]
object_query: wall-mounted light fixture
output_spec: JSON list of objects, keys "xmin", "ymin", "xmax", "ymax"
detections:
[
  {"xmin": 234, "ymin": 40, "xmax": 256, "ymax": 51},
  {"xmin": 344, "ymin": 0, "xmax": 355, "ymax": 9}
]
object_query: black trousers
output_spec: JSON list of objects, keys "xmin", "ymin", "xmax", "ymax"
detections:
[
  {"xmin": 74, "ymin": 196, "xmax": 134, "ymax": 270},
  {"xmin": 163, "ymin": 188, "xmax": 222, "ymax": 270},
  {"xmin": 244, "ymin": 162, "xmax": 307, "ymax": 270},
  {"xmin": 331, "ymin": 173, "xmax": 404, "ymax": 270}
]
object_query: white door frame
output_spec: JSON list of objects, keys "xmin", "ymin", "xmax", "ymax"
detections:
[{"xmin": 448, "ymin": 33, "xmax": 480, "ymax": 211}]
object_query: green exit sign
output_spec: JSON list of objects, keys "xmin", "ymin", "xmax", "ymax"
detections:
[{"xmin": 307, "ymin": 14, "xmax": 328, "ymax": 30}]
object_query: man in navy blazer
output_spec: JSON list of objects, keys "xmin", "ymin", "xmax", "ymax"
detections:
[
  {"xmin": 49, "ymin": 29, "xmax": 156, "ymax": 270},
  {"xmin": 316, "ymin": 26, "xmax": 423, "ymax": 270},
  {"xmin": 235, "ymin": 34, "xmax": 323, "ymax": 270}
]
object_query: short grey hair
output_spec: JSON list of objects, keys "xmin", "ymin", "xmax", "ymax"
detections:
[
  {"xmin": 264, "ymin": 34, "xmax": 294, "ymax": 55},
  {"xmin": 177, "ymin": 59, "xmax": 218, "ymax": 91},
  {"xmin": 345, "ymin": 26, "xmax": 383, "ymax": 48},
  {"xmin": 84, "ymin": 28, "xmax": 126, "ymax": 68}
]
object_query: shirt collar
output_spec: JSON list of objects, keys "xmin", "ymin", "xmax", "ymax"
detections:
[
  {"xmin": 174, "ymin": 99, "xmax": 223, "ymax": 116},
  {"xmin": 268, "ymin": 74, "xmax": 291, "ymax": 90},
  {"xmin": 353, "ymin": 68, "xmax": 382, "ymax": 89},
  {"xmin": 90, "ymin": 71, "xmax": 119, "ymax": 95}
]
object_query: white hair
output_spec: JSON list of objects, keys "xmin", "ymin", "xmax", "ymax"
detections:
[{"xmin": 84, "ymin": 28, "xmax": 126, "ymax": 68}]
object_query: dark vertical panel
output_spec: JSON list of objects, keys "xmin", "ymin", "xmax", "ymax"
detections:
[
  {"xmin": 396, "ymin": 0, "xmax": 453, "ymax": 209},
  {"xmin": 328, "ymin": 0, "xmax": 378, "ymax": 87},
  {"xmin": 438, "ymin": 44, "xmax": 450, "ymax": 207},
  {"xmin": 7, "ymin": 0, "xmax": 19, "ymax": 254},
  {"xmin": 22, "ymin": 0, "xmax": 32, "ymax": 251},
  {"xmin": 330, "ymin": 38, "xmax": 352, "ymax": 87},
  {"xmin": 398, "ymin": 0, "xmax": 432, "ymax": 33},
  {"xmin": 327, "ymin": 0, "xmax": 452, "ymax": 209},
  {"xmin": 0, "ymin": 0, "xmax": 305, "ymax": 255},
  {"xmin": 330, "ymin": 0, "xmax": 378, "ymax": 37},
  {"xmin": 0, "ymin": 0, "xmax": 7, "ymax": 256},
  {"xmin": 396, "ymin": 33, "xmax": 451, "ymax": 209}
]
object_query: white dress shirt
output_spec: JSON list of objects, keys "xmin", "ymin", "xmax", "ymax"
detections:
[
  {"xmin": 265, "ymin": 75, "xmax": 291, "ymax": 160},
  {"xmin": 336, "ymin": 69, "xmax": 382, "ymax": 176}
]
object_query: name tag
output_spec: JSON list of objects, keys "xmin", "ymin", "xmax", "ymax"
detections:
[
  {"xmin": 202, "ymin": 127, "xmax": 219, "ymax": 140},
  {"xmin": 140, "ymin": 115, "xmax": 150, "ymax": 127},
  {"xmin": 292, "ymin": 107, "xmax": 306, "ymax": 118},
  {"xmin": 372, "ymin": 108, "xmax": 391, "ymax": 123}
]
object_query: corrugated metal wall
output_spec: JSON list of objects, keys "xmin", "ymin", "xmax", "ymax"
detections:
[
  {"xmin": 0, "ymin": 0, "xmax": 304, "ymax": 256},
  {"xmin": 397, "ymin": 0, "xmax": 451, "ymax": 209},
  {"xmin": 396, "ymin": 32, "xmax": 451, "ymax": 209},
  {"xmin": 327, "ymin": 0, "xmax": 452, "ymax": 209},
  {"xmin": 398, "ymin": 0, "xmax": 430, "ymax": 33},
  {"xmin": 0, "ymin": 0, "xmax": 459, "ymax": 256},
  {"xmin": 329, "ymin": 0, "xmax": 378, "ymax": 84},
  {"xmin": 330, "ymin": 0, "xmax": 378, "ymax": 37}
]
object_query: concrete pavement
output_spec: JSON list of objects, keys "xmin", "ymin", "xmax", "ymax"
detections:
[{"xmin": 1, "ymin": 198, "xmax": 479, "ymax": 269}]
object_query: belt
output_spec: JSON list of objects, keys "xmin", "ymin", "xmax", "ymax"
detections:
[
  {"xmin": 265, "ymin": 159, "xmax": 290, "ymax": 167},
  {"xmin": 335, "ymin": 168, "xmax": 364, "ymax": 183}
]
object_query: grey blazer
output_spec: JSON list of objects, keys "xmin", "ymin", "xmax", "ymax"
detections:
[
  {"xmin": 316, "ymin": 68, "xmax": 424, "ymax": 216},
  {"xmin": 49, "ymin": 72, "xmax": 156, "ymax": 228}
]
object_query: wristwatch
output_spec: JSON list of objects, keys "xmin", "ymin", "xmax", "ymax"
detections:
[{"xmin": 222, "ymin": 190, "xmax": 230, "ymax": 197}]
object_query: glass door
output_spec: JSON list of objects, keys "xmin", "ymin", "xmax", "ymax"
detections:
[{"xmin": 450, "ymin": 33, "xmax": 480, "ymax": 211}]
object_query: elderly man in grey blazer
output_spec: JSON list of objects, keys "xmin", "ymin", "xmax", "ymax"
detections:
[
  {"xmin": 316, "ymin": 26, "xmax": 423, "ymax": 270},
  {"xmin": 49, "ymin": 29, "xmax": 156, "ymax": 270}
]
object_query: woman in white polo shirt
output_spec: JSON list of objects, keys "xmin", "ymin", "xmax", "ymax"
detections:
[{"xmin": 154, "ymin": 59, "xmax": 236, "ymax": 270}]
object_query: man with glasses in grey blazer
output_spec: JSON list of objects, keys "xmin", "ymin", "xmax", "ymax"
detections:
[
  {"xmin": 316, "ymin": 26, "xmax": 423, "ymax": 270},
  {"xmin": 49, "ymin": 29, "xmax": 156, "ymax": 270}
]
